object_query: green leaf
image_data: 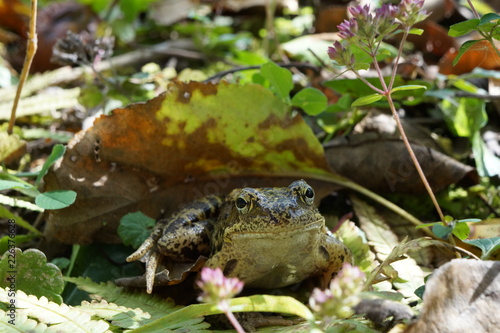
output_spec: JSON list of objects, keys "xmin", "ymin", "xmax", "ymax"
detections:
[
  {"xmin": 415, "ymin": 222, "xmax": 438, "ymax": 229},
  {"xmin": 471, "ymin": 131, "xmax": 500, "ymax": 177},
  {"xmin": 0, "ymin": 180, "xmax": 32, "ymax": 191},
  {"xmin": 130, "ymin": 295, "xmax": 314, "ymax": 333},
  {"xmin": 0, "ymin": 248, "xmax": 64, "ymax": 303},
  {"xmin": 463, "ymin": 237, "xmax": 500, "ymax": 260},
  {"xmin": 432, "ymin": 223, "xmax": 453, "ymax": 239},
  {"xmin": 352, "ymin": 94, "xmax": 383, "ymax": 107},
  {"xmin": 452, "ymin": 221, "xmax": 470, "ymax": 240},
  {"xmin": 449, "ymin": 18, "xmax": 480, "ymax": 37},
  {"xmin": 118, "ymin": 212, "xmax": 156, "ymax": 249},
  {"xmin": 439, "ymin": 97, "xmax": 486, "ymax": 137},
  {"xmin": 453, "ymin": 39, "xmax": 484, "ymax": 66},
  {"xmin": 35, "ymin": 144, "xmax": 65, "ymax": 187},
  {"xmin": 0, "ymin": 202, "xmax": 42, "ymax": 235},
  {"xmin": 260, "ymin": 62, "xmax": 293, "ymax": 100},
  {"xmin": 391, "ymin": 85, "xmax": 427, "ymax": 93},
  {"xmin": 35, "ymin": 190, "xmax": 77, "ymax": 209},
  {"xmin": 291, "ymin": 87, "xmax": 328, "ymax": 115},
  {"xmin": 409, "ymin": 28, "xmax": 424, "ymax": 35},
  {"xmin": 457, "ymin": 218, "xmax": 482, "ymax": 223},
  {"xmin": 478, "ymin": 13, "xmax": 500, "ymax": 26}
]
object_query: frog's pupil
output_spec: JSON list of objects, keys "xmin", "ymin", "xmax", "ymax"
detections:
[
  {"xmin": 305, "ymin": 187, "xmax": 314, "ymax": 198},
  {"xmin": 236, "ymin": 197, "xmax": 247, "ymax": 209}
]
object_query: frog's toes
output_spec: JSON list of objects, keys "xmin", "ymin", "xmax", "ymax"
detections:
[
  {"xmin": 145, "ymin": 250, "xmax": 161, "ymax": 294},
  {"xmin": 126, "ymin": 238, "xmax": 156, "ymax": 262}
]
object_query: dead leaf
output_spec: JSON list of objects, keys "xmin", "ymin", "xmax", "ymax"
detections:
[
  {"xmin": 324, "ymin": 135, "xmax": 478, "ymax": 194},
  {"xmin": 43, "ymin": 81, "xmax": 342, "ymax": 244},
  {"xmin": 439, "ymin": 40, "xmax": 500, "ymax": 75}
]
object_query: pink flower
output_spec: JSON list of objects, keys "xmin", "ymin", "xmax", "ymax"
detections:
[{"xmin": 197, "ymin": 267, "xmax": 244, "ymax": 305}]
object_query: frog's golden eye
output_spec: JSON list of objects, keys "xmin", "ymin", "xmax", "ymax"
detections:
[
  {"xmin": 301, "ymin": 186, "xmax": 315, "ymax": 205},
  {"xmin": 235, "ymin": 196, "xmax": 251, "ymax": 214}
]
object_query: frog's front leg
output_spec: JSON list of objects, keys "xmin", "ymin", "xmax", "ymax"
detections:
[
  {"xmin": 126, "ymin": 195, "xmax": 222, "ymax": 293},
  {"xmin": 317, "ymin": 228, "xmax": 353, "ymax": 287}
]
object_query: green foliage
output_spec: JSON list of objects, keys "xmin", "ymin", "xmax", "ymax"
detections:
[
  {"xmin": 438, "ymin": 90, "xmax": 500, "ymax": 177},
  {"xmin": 352, "ymin": 93, "xmax": 383, "ymax": 107},
  {"xmin": 118, "ymin": 212, "xmax": 156, "ymax": 249},
  {"xmin": 0, "ymin": 202, "xmax": 40, "ymax": 236},
  {"xmin": 258, "ymin": 61, "xmax": 330, "ymax": 116},
  {"xmin": 291, "ymin": 87, "xmax": 328, "ymax": 115},
  {"xmin": 449, "ymin": 12, "xmax": 500, "ymax": 66},
  {"xmin": 463, "ymin": 237, "xmax": 500, "ymax": 260},
  {"xmin": 0, "ymin": 144, "xmax": 76, "ymax": 211},
  {"xmin": 35, "ymin": 191, "xmax": 77, "ymax": 210},
  {"xmin": 449, "ymin": 18, "xmax": 481, "ymax": 37},
  {"xmin": 417, "ymin": 216, "xmax": 482, "ymax": 240},
  {"xmin": 132, "ymin": 295, "xmax": 314, "ymax": 333},
  {"xmin": 65, "ymin": 277, "xmax": 181, "ymax": 321},
  {"xmin": 260, "ymin": 62, "xmax": 293, "ymax": 101},
  {"xmin": 0, "ymin": 248, "xmax": 64, "ymax": 304}
]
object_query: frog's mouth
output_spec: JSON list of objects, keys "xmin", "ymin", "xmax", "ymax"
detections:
[{"xmin": 231, "ymin": 219, "xmax": 324, "ymax": 238}]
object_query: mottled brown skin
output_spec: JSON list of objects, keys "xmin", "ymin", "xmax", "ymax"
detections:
[{"xmin": 127, "ymin": 180, "xmax": 352, "ymax": 293}]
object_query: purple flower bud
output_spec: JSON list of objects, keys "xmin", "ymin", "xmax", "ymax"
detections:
[
  {"xmin": 349, "ymin": 4, "xmax": 371, "ymax": 20},
  {"xmin": 375, "ymin": 3, "xmax": 398, "ymax": 19},
  {"xmin": 337, "ymin": 19, "xmax": 357, "ymax": 40}
]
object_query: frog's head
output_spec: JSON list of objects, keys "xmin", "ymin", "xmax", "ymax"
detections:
[{"xmin": 225, "ymin": 180, "xmax": 324, "ymax": 234}]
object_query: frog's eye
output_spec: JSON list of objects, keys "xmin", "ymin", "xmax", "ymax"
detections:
[
  {"xmin": 235, "ymin": 196, "xmax": 251, "ymax": 214},
  {"xmin": 301, "ymin": 186, "xmax": 315, "ymax": 205}
]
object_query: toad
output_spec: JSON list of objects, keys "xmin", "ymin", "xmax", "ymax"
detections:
[{"xmin": 127, "ymin": 180, "xmax": 352, "ymax": 293}]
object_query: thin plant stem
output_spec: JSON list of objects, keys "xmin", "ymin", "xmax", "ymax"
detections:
[
  {"xmin": 8, "ymin": 0, "xmax": 38, "ymax": 134},
  {"xmin": 388, "ymin": 28, "xmax": 410, "ymax": 91},
  {"xmin": 224, "ymin": 310, "xmax": 245, "ymax": 333},
  {"xmin": 350, "ymin": 24, "xmax": 447, "ymax": 225},
  {"xmin": 349, "ymin": 67, "xmax": 385, "ymax": 94},
  {"xmin": 466, "ymin": 0, "xmax": 481, "ymax": 19},
  {"xmin": 385, "ymin": 95, "xmax": 446, "ymax": 224}
]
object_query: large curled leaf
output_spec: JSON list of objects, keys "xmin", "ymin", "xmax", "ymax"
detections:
[
  {"xmin": 463, "ymin": 237, "xmax": 500, "ymax": 260},
  {"xmin": 0, "ymin": 248, "xmax": 64, "ymax": 304},
  {"xmin": 43, "ymin": 81, "xmax": 342, "ymax": 244}
]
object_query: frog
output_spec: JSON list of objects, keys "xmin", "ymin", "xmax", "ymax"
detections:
[{"xmin": 126, "ymin": 180, "xmax": 352, "ymax": 294}]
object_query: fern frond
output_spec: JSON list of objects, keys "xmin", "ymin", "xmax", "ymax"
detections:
[
  {"xmin": 65, "ymin": 277, "xmax": 180, "ymax": 321},
  {"xmin": 79, "ymin": 300, "xmax": 150, "ymax": 329},
  {"xmin": 0, "ymin": 88, "xmax": 80, "ymax": 120},
  {"xmin": 0, "ymin": 310, "xmax": 48, "ymax": 332},
  {"xmin": 0, "ymin": 288, "xmax": 110, "ymax": 333}
]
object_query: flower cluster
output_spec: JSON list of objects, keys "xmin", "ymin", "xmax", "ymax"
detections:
[
  {"xmin": 397, "ymin": 0, "xmax": 430, "ymax": 27},
  {"xmin": 197, "ymin": 267, "xmax": 244, "ymax": 311},
  {"xmin": 309, "ymin": 263, "xmax": 365, "ymax": 322},
  {"xmin": 328, "ymin": 0, "xmax": 430, "ymax": 66}
]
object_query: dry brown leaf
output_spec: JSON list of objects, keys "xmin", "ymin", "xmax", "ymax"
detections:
[
  {"xmin": 43, "ymin": 81, "xmax": 344, "ymax": 244},
  {"xmin": 324, "ymin": 136, "xmax": 478, "ymax": 194}
]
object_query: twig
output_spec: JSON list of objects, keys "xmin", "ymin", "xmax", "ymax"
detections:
[
  {"xmin": 8, "ymin": 0, "xmax": 38, "ymax": 134},
  {"xmin": 203, "ymin": 63, "xmax": 320, "ymax": 83}
]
